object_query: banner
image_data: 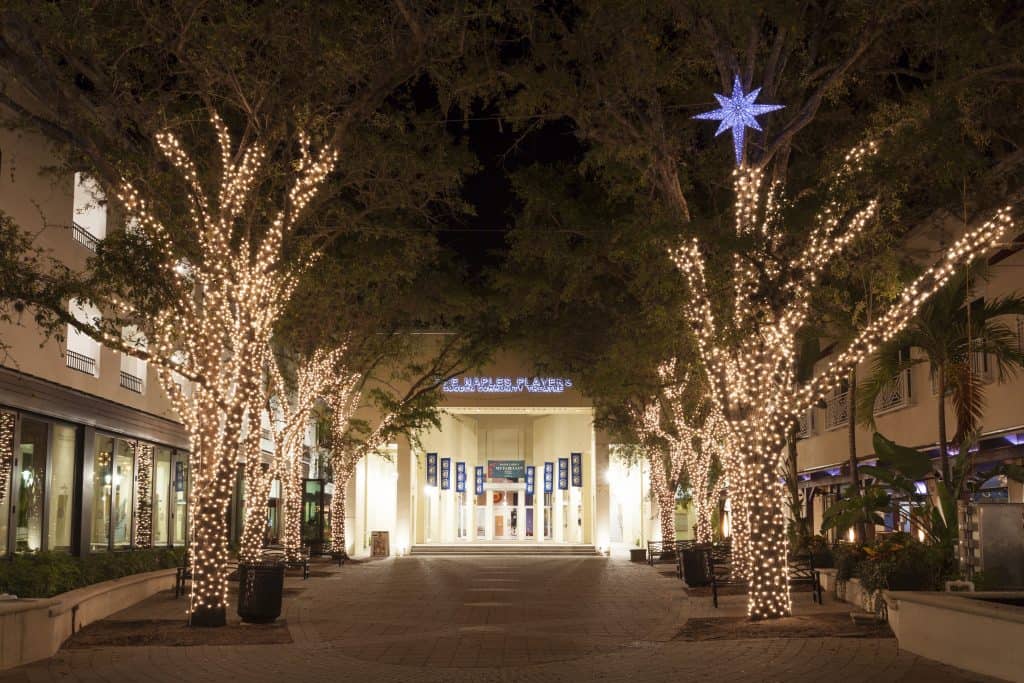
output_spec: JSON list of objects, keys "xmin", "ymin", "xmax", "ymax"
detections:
[
  {"xmin": 571, "ymin": 452, "xmax": 583, "ymax": 487},
  {"xmin": 475, "ymin": 465, "xmax": 485, "ymax": 495},
  {"xmin": 487, "ymin": 459, "xmax": 525, "ymax": 479},
  {"xmin": 543, "ymin": 462, "xmax": 554, "ymax": 493},
  {"xmin": 525, "ymin": 465, "xmax": 535, "ymax": 495},
  {"xmin": 426, "ymin": 453, "xmax": 438, "ymax": 487},
  {"xmin": 440, "ymin": 457, "xmax": 451, "ymax": 490},
  {"xmin": 558, "ymin": 458, "xmax": 569, "ymax": 490},
  {"xmin": 455, "ymin": 462, "xmax": 466, "ymax": 493}
]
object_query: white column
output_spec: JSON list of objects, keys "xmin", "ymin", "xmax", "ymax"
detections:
[
  {"xmin": 535, "ymin": 495, "xmax": 544, "ymax": 543},
  {"xmin": 485, "ymin": 487, "xmax": 494, "ymax": 540},
  {"xmin": 517, "ymin": 489, "xmax": 526, "ymax": 542},
  {"xmin": 395, "ymin": 435, "xmax": 412, "ymax": 552},
  {"xmin": 554, "ymin": 490, "xmax": 564, "ymax": 542},
  {"xmin": 594, "ymin": 434, "xmax": 609, "ymax": 549}
]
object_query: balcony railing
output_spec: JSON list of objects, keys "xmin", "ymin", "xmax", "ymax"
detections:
[
  {"xmin": 970, "ymin": 351, "xmax": 993, "ymax": 383},
  {"xmin": 72, "ymin": 222, "xmax": 100, "ymax": 251},
  {"xmin": 796, "ymin": 409, "xmax": 815, "ymax": 439},
  {"xmin": 874, "ymin": 370, "xmax": 911, "ymax": 415},
  {"xmin": 119, "ymin": 370, "xmax": 144, "ymax": 394},
  {"xmin": 825, "ymin": 391, "xmax": 849, "ymax": 431},
  {"xmin": 66, "ymin": 349, "xmax": 97, "ymax": 376}
]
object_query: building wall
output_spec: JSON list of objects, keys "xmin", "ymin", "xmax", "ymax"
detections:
[{"xmin": 797, "ymin": 247, "xmax": 1024, "ymax": 473}]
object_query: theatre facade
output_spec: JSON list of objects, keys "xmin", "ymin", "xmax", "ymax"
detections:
[{"xmin": 341, "ymin": 353, "xmax": 665, "ymax": 556}]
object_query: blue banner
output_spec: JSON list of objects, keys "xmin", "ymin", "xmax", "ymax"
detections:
[
  {"xmin": 440, "ymin": 457, "xmax": 451, "ymax": 490},
  {"xmin": 525, "ymin": 465, "xmax": 535, "ymax": 495},
  {"xmin": 543, "ymin": 462, "xmax": 554, "ymax": 494},
  {"xmin": 455, "ymin": 462, "xmax": 466, "ymax": 493},
  {"xmin": 571, "ymin": 452, "xmax": 583, "ymax": 487},
  {"xmin": 475, "ymin": 465, "xmax": 485, "ymax": 495},
  {"xmin": 426, "ymin": 453, "xmax": 438, "ymax": 487},
  {"xmin": 558, "ymin": 458, "xmax": 569, "ymax": 490}
]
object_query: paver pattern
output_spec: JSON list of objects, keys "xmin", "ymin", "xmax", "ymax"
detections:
[{"xmin": 0, "ymin": 555, "xmax": 1000, "ymax": 682}]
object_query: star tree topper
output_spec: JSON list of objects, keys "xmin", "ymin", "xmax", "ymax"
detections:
[{"xmin": 693, "ymin": 75, "xmax": 784, "ymax": 165}]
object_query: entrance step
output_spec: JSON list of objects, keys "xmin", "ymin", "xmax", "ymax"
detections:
[{"xmin": 409, "ymin": 544, "xmax": 602, "ymax": 556}]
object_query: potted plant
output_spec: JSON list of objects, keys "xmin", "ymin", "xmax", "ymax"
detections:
[{"xmin": 629, "ymin": 538, "xmax": 646, "ymax": 562}]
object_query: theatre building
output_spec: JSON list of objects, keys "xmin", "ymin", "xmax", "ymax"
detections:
[{"xmin": 341, "ymin": 353, "xmax": 667, "ymax": 556}]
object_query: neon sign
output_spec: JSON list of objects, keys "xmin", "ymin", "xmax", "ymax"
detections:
[{"xmin": 442, "ymin": 376, "xmax": 574, "ymax": 394}]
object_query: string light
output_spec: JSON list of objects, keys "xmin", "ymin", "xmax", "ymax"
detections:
[
  {"xmin": 116, "ymin": 112, "xmax": 338, "ymax": 625},
  {"xmin": 668, "ymin": 142, "xmax": 1013, "ymax": 620},
  {"xmin": 133, "ymin": 442, "xmax": 154, "ymax": 548},
  {"xmin": 0, "ymin": 412, "xmax": 13, "ymax": 517}
]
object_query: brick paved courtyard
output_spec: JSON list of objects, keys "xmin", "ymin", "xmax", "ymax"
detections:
[{"xmin": 0, "ymin": 556, "xmax": 999, "ymax": 682}]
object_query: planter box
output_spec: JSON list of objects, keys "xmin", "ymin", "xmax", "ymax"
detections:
[
  {"xmin": 629, "ymin": 548, "xmax": 647, "ymax": 563},
  {"xmin": 0, "ymin": 568, "xmax": 175, "ymax": 671},
  {"xmin": 884, "ymin": 590, "xmax": 1024, "ymax": 682}
]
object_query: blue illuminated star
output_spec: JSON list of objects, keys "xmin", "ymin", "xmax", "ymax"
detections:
[{"xmin": 693, "ymin": 75, "xmax": 784, "ymax": 165}]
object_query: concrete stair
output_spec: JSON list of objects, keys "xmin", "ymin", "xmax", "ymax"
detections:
[{"xmin": 409, "ymin": 543, "xmax": 602, "ymax": 556}]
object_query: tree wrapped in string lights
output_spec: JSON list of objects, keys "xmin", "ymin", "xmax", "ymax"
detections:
[
  {"xmin": 671, "ymin": 143, "xmax": 1014, "ymax": 620},
  {"xmin": 0, "ymin": 412, "xmax": 13, "ymax": 519},
  {"xmin": 119, "ymin": 113, "xmax": 337, "ymax": 626}
]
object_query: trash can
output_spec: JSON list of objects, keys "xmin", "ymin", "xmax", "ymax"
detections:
[
  {"xmin": 681, "ymin": 547, "xmax": 710, "ymax": 586},
  {"xmin": 237, "ymin": 560, "xmax": 286, "ymax": 623}
]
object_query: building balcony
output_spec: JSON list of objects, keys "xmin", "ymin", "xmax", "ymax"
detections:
[
  {"xmin": 796, "ymin": 409, "xmax": 815, "ymax": 439},
  {"xmin": 119, "ymin": 370, "xmax": 144, "ymax": 394},
  {"xmin": 72, "ymin": 221, "xmax": 100, "ymax": 252},
  {"xmin": 66, "ymin": 349, "xmax": 97, "ymax": 376},
  {"xmin": 825, "ymin": 391, "xmax": 849, "ymax": 431},
  {"xmin": 874, "ymin": 369, "xmax": 912, "ymax": 415}
]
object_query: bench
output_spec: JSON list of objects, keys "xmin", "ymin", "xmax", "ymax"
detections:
[
  {"xmin": 174, "ymin": 553, "xmax": 191, "ymax": 598},
  {"xmin": 787, "ymin": 553, "xmax": 823, "ymax": 604},
  {"xmin": 672, "ymin": 540, "xmax": 698, "ymax": 579},
  {"xmin": 705, "ymin": 543, "xmax": 744, "ymax": 608},
  {"xmin": 646, "ymin": 540, "xmax": 678, "ymax": 566},
  {"xmin": 330, "ymin": 550, "xmax": 348, "ymax": 567},
  {"xmin": 285, "ymin": 547, "xmax": 310, "ymax": 580}
]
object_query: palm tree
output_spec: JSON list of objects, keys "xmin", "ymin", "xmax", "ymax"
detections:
[{"xmin": 857, "ymin": 263, "xmax": 1024, "ymax": 483}]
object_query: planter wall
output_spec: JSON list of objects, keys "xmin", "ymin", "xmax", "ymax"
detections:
[
  {"xmin": 0, "ymin": 568, "xmax": 175, "ymax": 671},
  {"xmin": 817, "ymin": 569, "xmax": 880, "ymax": 614},
  {"xmin": 885, "ymin": 591, "xmax": 1024, "ymax": 682}
]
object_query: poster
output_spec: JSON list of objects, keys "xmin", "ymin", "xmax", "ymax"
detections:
[
  {"xmin": 440, "ymin": 457, "xmax": 451, "ymax": 490},
  {"xmin": 426, "ymin": 452, "xmax": 438, "ymax": 487},
  {"xmin": 455, "ymin": 462, "xmax": 466, "ymax": 493}
]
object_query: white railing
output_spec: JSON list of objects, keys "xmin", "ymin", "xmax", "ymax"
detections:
[
  {"xmin": 970, "ymin": 351, "xmax": 993, "ymax": 383},
  {"xmin": 797, "ymin": 409, "xmax": 814, "ymax": 439},
  {"xmin": 874, "ymin": 370, "xmax": 911, "ymax": 415},
  {"xmin": 825, "ymin": 391, "xmax": 849, "ymax": 431}
]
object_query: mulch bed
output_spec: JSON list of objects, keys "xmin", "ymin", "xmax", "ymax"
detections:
[
  {"xmin": 683, "ymin": 583, "xmax": 816, "ymax": 597},
  {"xmin": 674, "ymin": 612, "xmax": 893, "ymax": 641},
  {"xmin": 65, "ymin": 619, "xmax": 293, "ymax": 648}
]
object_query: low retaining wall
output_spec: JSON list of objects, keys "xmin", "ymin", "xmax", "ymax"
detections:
[
  {"xmin": 0, "ymin": 568, "xmax": 176, "ymax": 671},
  {"xmin": 817, "ymin": 569, "xmax": 879, "ymax": 613},
  {"xmin": 884, "ymin": 591, "xmax": 1024, "ymax": 682}
]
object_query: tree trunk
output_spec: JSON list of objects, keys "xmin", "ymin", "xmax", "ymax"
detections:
[
  {"xmin": 649, "ymin": 457, "xmax": 675, "ymax": 544},
  {"xmin": 937, "ymin": 365, "xmax": 950, "ymax": 483},
  {"xmin": 281, "ymin": 453, "xmax": 304, "ymax": 563},
  {"xmin": 330, "ymin": 481, "xmax": 347, "ymax": 554},
  {"xmin": 847, "ymin": 368, "xmax": 866, "ymax": 542},
  {"xmin": 238, "ymin": 458, "xmax": 274, "ymax": 564},
  {"xmin": 187, "ymin": 454, "xmax": 235, "ymax": 627},
  {"xmin": 744, "ymin": 447, "xmax": 792, "ymax": 620}
]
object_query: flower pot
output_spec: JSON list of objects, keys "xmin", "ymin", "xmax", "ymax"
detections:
[
  {"xmin": 630, "ymin": 548, "xmax": 647, "ymax": 563},
  {"xmin": 237, "ymin": 561, "xmax": 285, "ymax": 624}
]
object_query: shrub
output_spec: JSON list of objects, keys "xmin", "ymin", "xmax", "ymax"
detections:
[
  {"xmin": 0, "ymin": 548, "xmax": 184, "ymax": 599},
  {"xmin": 856, "ymin": 533, "xmax": 947, "ymax": 593},
  {"xmin": 832, "ymin": 543, "xmax": 865, "ymax": 581}
]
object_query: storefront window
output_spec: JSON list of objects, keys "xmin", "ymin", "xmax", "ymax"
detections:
[
  {"xmin": 92, "ymin": 435, "xmax": 114, "ymax": 549},
  {"xmin": 112, "ymin": 439, "xmax": 134, "ymax": 547},
  {"xmin": 172, "ymin": 453, "xmax": 188, "ymax": 545},
  {"xmin": 47, "ymin": 424, "xmax": 76, "ymax": 550},
  {"xmin": 153, "ymin": 447, "xmax": 171, "ymax": 545},
  {"xmin": 16, "ymin": 418, "xmax": 48, "ymax": 552}
]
